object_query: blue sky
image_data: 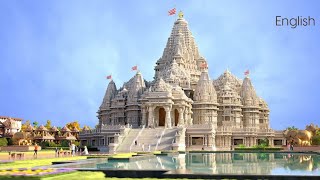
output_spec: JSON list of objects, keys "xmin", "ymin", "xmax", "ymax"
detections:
[{"xmin": 0, "ymin": 0, "xmax": 319, "ymax": 130}]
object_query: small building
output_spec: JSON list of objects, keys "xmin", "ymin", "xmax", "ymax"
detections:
[
  {"xmin": 33, "ymin": 125, "xmax": 55, "ymax": 143},
  {"xmin": 0, "ymin": 116, "xmax": 22, "ymax": 138}
]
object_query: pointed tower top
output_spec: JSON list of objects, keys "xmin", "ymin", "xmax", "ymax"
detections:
[
  {"xmin": 194, "ymin": 70, "xmax": 217, "ymax": 103},
  {"xmin": 240, "ymin": 76, "xmax": 259, "ymax": 107}
]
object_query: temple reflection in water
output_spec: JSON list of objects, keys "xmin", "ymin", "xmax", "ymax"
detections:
[{"xmin": 95, "ymin": 153, "xmax": 319, "ymax": 175}]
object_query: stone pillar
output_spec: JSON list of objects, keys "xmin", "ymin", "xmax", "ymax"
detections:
[
  {"xmin": 208, "ymin": 136, "xmax": 213, "ymax": 147},
  {"xmin": 142, "ymin": 107, "xmax": 146, "ymax": 127},
  {"xmin": 188, "ymin": 108, "xmax": 193, "ymax": 125},
  {"xmin": 165, "ymin": 106, "xmax": 172, "ymax": 128},
  {"xmin": 178, "ymin": 107, "xmax": 185, "ymax": 127},
  {"xmin": 148, "ymin": 106, "xmax": 155, "ymax": 128},
  {"xmin": 184, "ymin": 108, "xmax": 188, "ymax": 125}
]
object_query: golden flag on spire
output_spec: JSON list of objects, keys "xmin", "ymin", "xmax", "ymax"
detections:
[{"xmin": 178, "ymin": 11, "xmax": 184, "ymax": 18}]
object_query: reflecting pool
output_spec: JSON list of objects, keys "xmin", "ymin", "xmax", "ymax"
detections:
[{"xmin": 54, "ymin": 153, "xmax": 320, "ymax": 176}]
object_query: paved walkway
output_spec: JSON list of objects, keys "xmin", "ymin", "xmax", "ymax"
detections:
[
  {"xmin": 282, "ymin": 146, "xmax": 320, "ymax": 152},
  {"xmin": 0, "ymin": 151, "xmax": 82, "ymax": 161}
]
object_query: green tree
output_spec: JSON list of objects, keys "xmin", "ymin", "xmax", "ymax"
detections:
[
  {"xmin": 287, "ymin": 126, "xmax": 298, "ymax": 130},
  {"xmin": 21, "ymin": 120, "xmax": 31, "ymax": 132},
  {"xmin": 82, "ymin": 125, "xmax": 91, "ymax": 130},
  {"xmin": 312, "ymin": 135, "xmax": 320, "ymax": 145},
  {"xmin": 60, "ymin": 140, "xmax": 70, "ymax": 147},
  {"xmin": 45, "ymin": 120, "xmax": 52, "ymax": 129},
  {"xmin": 66, "ymin": 121, "xmax": 80, "ymax": 130},
  {"xmin": 0, "ymin": 138, "xmax": 8, "ymax": 146},
  {"xmin": 32, "ymin": 121, "xmax": 39, "ymax": 128}
]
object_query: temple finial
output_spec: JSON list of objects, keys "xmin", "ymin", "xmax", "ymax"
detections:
[{"xmin": 178, "ymin": 11, "xmax": 184, "ymax": 18}]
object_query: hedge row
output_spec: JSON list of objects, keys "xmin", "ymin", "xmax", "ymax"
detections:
[
  {"xmin": 0, "ymin": 138, "xmax": 8, "ymax": 147},
  {"xmin": 43, "ymin": 147, "xmax": 70, "ymax": 150}
]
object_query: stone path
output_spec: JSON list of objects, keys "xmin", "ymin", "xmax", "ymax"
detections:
[{"xmin": 0, "ymin": 151, "xmax": 82, "ymax": 161}]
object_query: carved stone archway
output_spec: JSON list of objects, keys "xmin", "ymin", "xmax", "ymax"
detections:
[{"xmin": 158, "ymin": 108, "xmax": 166, "ymax": 126}]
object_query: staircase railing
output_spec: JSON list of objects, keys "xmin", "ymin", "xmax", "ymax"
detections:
[
  {"xmin": 155, "ymin": 129, "xmax": 166, "ymax": 151},
  {"xmin": 129, "ymin": 125, "xmax": 145, "ymax": 152}
]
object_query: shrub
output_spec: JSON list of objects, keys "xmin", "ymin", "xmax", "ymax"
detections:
[
  {"xmin": 43, "ymin": 147, "xmax": 70, "ymax": 150},
  {"xmin": 312, "ymin": 135, "xmax": 320, "ymax": 145},
  {"xmin": 0, "ymin": 138, "xmax": 8, "ymax": 146},
  {"xmin": 73, "ymin": 141, "xmax": 80, "ymax": 146},
  {"xmin": 39, "ymin": 141, "xmax": 49, "ymax": 148},
  {"xmin": 238, "ymin": 144, "xmax": 246, "ymax": 148},
  {"xmin": 7, "ymin": 138, "xmax": 13, "ymax": 145},
  {"xmin": 60, "ymin": 140, "xmax": 70, "ymax": 147},
  {"xmin": 48, "ymin": 141, "xmax": 60, "ymax": 147}
]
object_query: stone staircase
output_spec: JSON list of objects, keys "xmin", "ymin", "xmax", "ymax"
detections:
[
  {"xmin": 116, "ymin": 129, "xmax": 141, "ymax": 152},
  {"xmin": 116, "ymin": 128, "xmax": 179, "ymax": 152},
  {"xmin": 130, "ymin": 128, "xmax": 164, "ymax": 152},
  {"xmin": 157, "ymin": 129, "xmax": 178, "ymax": 150}
]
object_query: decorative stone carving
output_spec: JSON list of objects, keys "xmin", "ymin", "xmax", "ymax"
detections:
[
  {"xmin": 81, "ymin": 13, "xmax": 276, "ymax": 152},
  {"xmin": 164, "ymin": 106, "xmax": 172, "ymax": 128}
]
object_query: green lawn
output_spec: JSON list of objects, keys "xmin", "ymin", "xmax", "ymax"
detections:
[
  {"xmin": 0, "ymin": 171, "xmax": 187, "ymax": 180},
  {"xmin": 44, "ymin": 171, "xmax": 171, "ymax": 180},
  {"xmin": 0, "ymin": 156, "xmax": 87, "ymax": 169},
  {"xmin": 0, "ymin": 153, "xmax": 198, "ymax": 180}
]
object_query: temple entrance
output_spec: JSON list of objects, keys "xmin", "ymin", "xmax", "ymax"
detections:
[
  {"xmin": 174, "ymin": 109, "xmax": 179, "ymax": 126},
  {"xmin": 159, "ymin": 108, "xmax": 166, "ymax": 126}
]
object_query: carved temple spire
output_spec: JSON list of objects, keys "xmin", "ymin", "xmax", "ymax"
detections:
[
  {"xmin": 240, "ymin": 76, "xmax": 259, "ymax": 107},
  {"xmin": 194, "ymin": 71, "xmax": 217, "ymax": 103},
  {"xmin": 154, "ymin": 14, "xmax": 203, "ymax": 85},
  {"xmin": 127, "ymin": 71, "xmax": 146, "ymax": 104},
  {"xmin": 99, "ymin": 80, "xmax": 117, "ymax": 110}
]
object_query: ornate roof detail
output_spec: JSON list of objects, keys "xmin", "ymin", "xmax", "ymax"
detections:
[
  {"xmin": 160, "ymin": 59, "xmax": 190, "ymax": 87},
  {"xmin": 154, "ymin": 16, "xmax": 202, "ymax": 85},
  {"xmin": 213, "ymin": 69, "xmax": 242, "ymax": 93},
  {"xmin": 259, "ymin": 98, "xmax": 269, "ymax": 110},
  {"xmin": 50, "ymin": 126, "xmax": 59, "ymax": 132},
  {"xmin": 99, "ymin": 80, "xmax": 117, "ymax": 110},
  {"xmin": 61, "ymin": 126, "xmax": 71, "ymax": 132},
  {"xmin": 36, "ymin": 125, "xmax": 48, "ymax": 131},
  {"xmin": 71, "ymin": 127, "xmax": 80, "ymax": 132},
  {"xmin": 25, "ymin": 124, "xmax": 34, "ymax": 132},
  {"xmin": 171, "ymin": 84, "xmax": 190, "ymax": 101},
  {"xmin": 3, "ymin": 118, "xmax": 20, "ymax": 129},
  {"xmin": 151, "ymin": 78, "xmax": 172, "ymax": 92},
  {"xmin": 194, "ymin": 71, "xmax": 217, "ymax": 103},
  {"xmin": 240, "ymin": 77, "xmax": 259, "ymax": 107},
  {"xmin": 82, "ymin": 126, "xmax": 90, "ymax": 131},
  {"xmin": 127, "ymin": 72, "xmax": 146, "ymax": 104},
  {"xmin": 217, "ymin": 81, "xmax": 242, "ymax": 105}
]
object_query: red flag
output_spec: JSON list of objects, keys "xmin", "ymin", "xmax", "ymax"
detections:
[
  {"xmin": 168, "ymin": 8, "xmax": 176, "ymax": 16},
  {"xmin": 244, "ymin": 70, "xmax": 250, "ymax": 76},
  {"xmin": 132, "ymin": 65, "xmax": 138, "ymax": 71},
  {"xmin": 106, "ymin": 75, "xmax": 112, "ymax": 79}
]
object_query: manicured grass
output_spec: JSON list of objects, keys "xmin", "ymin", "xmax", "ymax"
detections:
[
  {"xmin": 0, "ymin": 156, "xmax": 87, "ymax": 169},
  {"xmin": 45, "ymin": 171, "xmax": 187, "ymax": 180},
  {"xmin": 0, "ymin": 171, "xmax": 183, "ymax": 179}
]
